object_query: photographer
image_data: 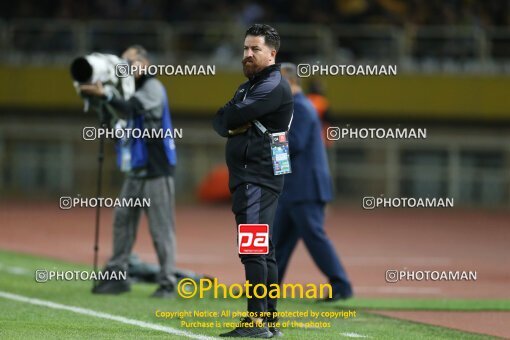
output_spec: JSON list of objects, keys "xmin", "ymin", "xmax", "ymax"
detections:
[{"xmin": 79, "ymin": 45, "xmax": 178, "ymax": 298}]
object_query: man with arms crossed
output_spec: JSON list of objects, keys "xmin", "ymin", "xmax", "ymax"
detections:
[{"xmin": 213, "ymin": 24, "xmax": 293, "ymax": 338}]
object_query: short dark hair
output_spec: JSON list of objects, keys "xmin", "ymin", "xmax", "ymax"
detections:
[
  {"xmin": 280, "ymin": 62, "xmax": 300, "ymax": 85},
  {"xmin": 245, "ymin": 24, "xmax": 281, "ymax": 52},
  {"xmin": 126, "ymin": 44, "xmax": 150, "ymax": 62}
]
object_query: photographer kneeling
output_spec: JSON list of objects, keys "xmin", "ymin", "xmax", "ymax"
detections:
[{"xmin": 80, "ymin": 45, "xmax": 178, "ymax": 298}]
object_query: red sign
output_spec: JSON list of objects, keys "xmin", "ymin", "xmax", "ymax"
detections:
[{"xmin": 238, "ymin": 224, "xmax": 269, "ymax": 254}]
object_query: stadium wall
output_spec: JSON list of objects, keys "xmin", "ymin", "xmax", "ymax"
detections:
[{"xmin": 0, "ymin": 66, "xmax": 508, "ymax": 121}]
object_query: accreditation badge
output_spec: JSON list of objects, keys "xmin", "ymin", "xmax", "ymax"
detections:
[{"xmin": 270, "ymin": 132, "xmax": 292, "ymax": 176}]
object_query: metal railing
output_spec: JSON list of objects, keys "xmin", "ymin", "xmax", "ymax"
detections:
[
  {"xmin": 328, "ymin": 130, "xmax": 510, "ymax": 207},
  {"xmin": 1, "ymin": 122, "xmax": 509, "ymax": 207},
  {"xmin": 1, "ymin": 19, "xmax": 510, "ymax": 73}
]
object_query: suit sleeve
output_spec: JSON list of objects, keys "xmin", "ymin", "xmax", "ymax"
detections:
[
  {"xmin": 288, "ymin": 102, "xmax": 313, "ymax": 158},
  {"xmin": 222, "ymin": 80, "xmax": 281, "ymax": 130}
]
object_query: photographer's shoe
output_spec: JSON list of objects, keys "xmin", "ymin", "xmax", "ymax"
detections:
[
  {"xmin": 151, "ymin": 284, "xmax": 175, "ymax": 298},
  {"xmin": 92, "ymin": 279, "xmax": 130, "ymax": 295},
  {"xmin": 219, "ymin": 317, "xmax": 273, "ymax": 338}
]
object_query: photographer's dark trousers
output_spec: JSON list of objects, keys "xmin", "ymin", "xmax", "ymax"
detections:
[
  {"xmin": 232, "ymin": 183, "xmax": 279, "ymax": 315},
  {"xmin": 107, "ymin": 175, "xmax": 177, "ymax": 288}
]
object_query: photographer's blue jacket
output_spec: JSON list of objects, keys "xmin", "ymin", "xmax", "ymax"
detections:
[{"xmin": 110, "ymin": 75, "xmax": 176, "ymax": 177}]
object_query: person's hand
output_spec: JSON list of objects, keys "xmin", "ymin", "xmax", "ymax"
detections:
[
  {"xmin": 79, "ymin": 81, "xmax": 105, "ymax": 97},
  {"xmin": 228, "ymin": 123, "xmax": 251, "ymax": 136}
]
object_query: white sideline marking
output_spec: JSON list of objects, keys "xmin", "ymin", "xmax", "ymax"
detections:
[
  {"xmin": 355, "ymin": 286, "xmax": 442, "ymax": 295},
  {"xmin": 0, "ymin": 291, "xmax": 216, "ymax": 339},
  {"xmin": 0, "ymin": 263, "xmax": 31, "ymax": 276},
  {"xmin": 341, "ymin": 332, "xmax": 370, "ymax": 338},
  {"xmin": 5, "ymin": 266, "xmax": 30, "ymax": 275},
  {"xmin": 138, "ymin": 253, "xmax": 227, "ymax": 265},
  {"xmin": 345, "ymin": 256, "xmax": 452, "ymax": 266}
]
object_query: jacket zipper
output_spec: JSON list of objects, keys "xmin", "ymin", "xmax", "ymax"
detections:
[
  {"xmin": 244, "ymin": 140, "xmax": 249, "ymax": 168},
  {"xmin": 242, "ymin": 85, "xmax": 254, "ymax": 169}
]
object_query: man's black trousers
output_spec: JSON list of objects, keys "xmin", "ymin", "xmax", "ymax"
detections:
[{"xmin": 232, "ymin": 183, "xmax": 279, "ymax": 316}]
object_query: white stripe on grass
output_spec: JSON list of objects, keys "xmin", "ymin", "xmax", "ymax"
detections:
[
  {"xmin": 0, "ymin": 263, "xmax": 31, "ymax": 276},
  {"xmin": 345, "ymin": 256, "xmax": 451, "ymax": 266},
  {"xmin": 0, "ymin": 291, "xmax": 216, "ymax": 339},
  {"xmin": 355, "ymin": 286, "xmax": 441, "ymax": 295},
  {"xmin": 5, "ymin": 266, "xmax": 31, "ymax": 275},
  {"xmin": 340, "ymin": 332, "xmax": 370, "ymax": 338}
]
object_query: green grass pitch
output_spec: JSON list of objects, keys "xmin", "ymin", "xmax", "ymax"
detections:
[{"xmin": 0, "ymin": 250, "xmax": 505, "ymax": 339}]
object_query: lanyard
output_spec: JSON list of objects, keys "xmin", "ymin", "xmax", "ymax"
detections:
[{"xmin": 242, "ymin": 85, "xmax": 293, "ymax": 133}]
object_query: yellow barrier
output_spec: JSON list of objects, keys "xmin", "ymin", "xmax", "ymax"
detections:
[{"xmin": 0, "ymin": 66, "xmax": 508, "ymax": 120}]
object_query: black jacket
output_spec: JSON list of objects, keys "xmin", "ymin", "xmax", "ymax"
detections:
[{"xmin": 213, "ymin": 64, "xmax": 294, "ymax": 194}]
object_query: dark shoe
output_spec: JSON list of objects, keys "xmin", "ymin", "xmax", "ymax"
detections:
[
  {"xmin": 92, "ymin": 279, "xmax": 130, "ymax": 295},
  {"xmin": 219, "ymin": 317, "xmax": 273, "ymax": 338},
  {"xmin": 267, "ymin": 318, "xmax": 283, "ymax": 337},
  {"xmin": 319, "ymin": 291, "xmax": 353, "ymax": 302},
  {"xmin": 151, "ymin": 284, "xmax": 175, "ymax": 298}
]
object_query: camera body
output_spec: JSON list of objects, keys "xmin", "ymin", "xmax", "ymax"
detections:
[{"xmin": 70, "ymin": 53, "xmax": 135, "ymax": 121}]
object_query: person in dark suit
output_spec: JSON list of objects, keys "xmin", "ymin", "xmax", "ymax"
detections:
[{"xmin": 273, "ymin": 63, "xmax": 353, "ymax": 301}]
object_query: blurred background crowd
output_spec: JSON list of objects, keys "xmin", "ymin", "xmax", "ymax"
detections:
[
  {"xmin": 0, "ymin": 1, "xmax": 509, "ymax": 208},
  {"xmin": 2, "ymin": 0, "xmax": 509, "ymax": 27}
]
